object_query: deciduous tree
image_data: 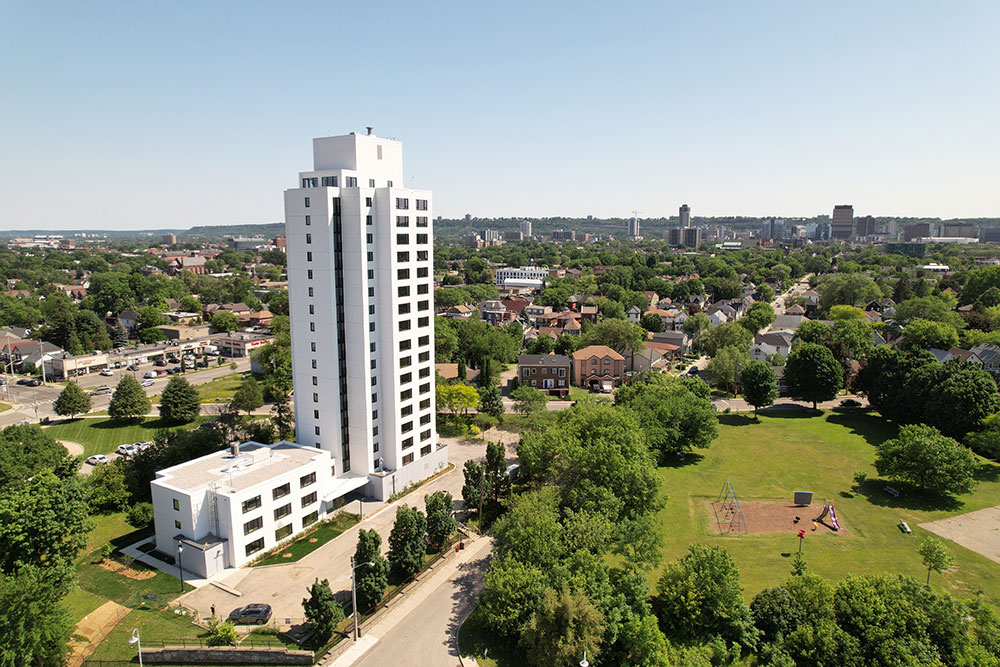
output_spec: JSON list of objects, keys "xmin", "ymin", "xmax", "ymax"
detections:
[
  {"xmin": 353, "ymin": 529, "xmax": 389, "ymax": 613},
  {"xmin": 424, "ymin": 491, "xmax": 455, "ymax": 551},
  {"xmin": 785, "ymin": 342, "xmax": 842, "ymax": 409},
  {"xmin": 918, "ymin": 538, "xmax": 955, "ymax": 585},
  {"xmin": 740, "ymin": 360, "xmax": 778, "ymax": 416},
  {"xmin": 302, "ymin": 578, "xmax": 343, "ymax": 643},
  {"xmin": 875, "ymin": 424, "xmax": 978, "ymax": 496},
  {"xmin": 387, "ymin": 505, "xmax": 427, "ymax": 581}
]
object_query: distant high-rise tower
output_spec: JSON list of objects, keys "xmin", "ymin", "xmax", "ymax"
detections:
[
  {"xmin": 682, "ymin": 227, "xmax": 702, "ymax": 248},
  {"xmin": 628, "ymin": 216, "xmax": 641, "ymax": 240},
  {"xmin": 284, "ymin": 130, "xmax": 446, "ymax": 501},
  {"xmin": 519, "ymin": 220, "xmax": 532, "ymax": 238},
  {"xmin": 855, "ymin": 215, "xmax": 876, "ymax": 237},
  {"xmin": 679, "ymin": 204, "xmax": 690, "ymax": 228},
  {"xmin": 667, "ymin": 228, "xmax": 682, "ymax": 246},
  {"xmin": 831, "ymin": 205, "xmax": 854, "ymax": 239}
]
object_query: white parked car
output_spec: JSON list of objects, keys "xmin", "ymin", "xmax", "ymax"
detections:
[
  {"xmin": 99, "ymin": 368, "xmax": 114, "ymax": 376},
  {"xmin": 141, "ymin": 379, "xmax": 154, "ymax": 387},
  {"xmin": 117, "ymin": 443, "xmax": 137, "ymax": 457},
  {"xmin": 143, "ymin": 371, "xmax": 156, "ymax": 379},
  {"xmin": 86, "ymin": 454, "xmax": 109, "ymax": 465},
  {"xmin": 135, "ymin": 441, "xmax": 154, "ymax": 451}
]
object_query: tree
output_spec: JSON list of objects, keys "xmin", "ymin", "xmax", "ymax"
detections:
[
  {"xmin": 522, "ymin": 586, "xmax": 606, "ymax": 667},
  {"xmin": 966, "ymin": 412, "xmax": 1000, "ymax": 459},
  {"xmin": 875, "ymin": 424, "xmax": 978, "ymax": 496},
  {"xmin": 510, "ymin": 384, "xmax": 547, "ymax": 415},
  {"xmin": 206, "ymin": 616, "xmax": 238, "ymax": 646},
  {"xmin": 582, "ymin": 319, "xmax": 646, "ymax": 355},
  {"xmin": 479, "ymin": 555, "xmax": 548, "ymax": 638},
  {"xmin": 436, "ymin": 383, "xmax": 479, "ymax": 423},
  {"xmin": 211, "ymin": 310, "xmax": 239, "ymax": 333},
  {"xmin": 302, "ymin": 578, "xmax": 343, "ymax": 644},
  {"xmin": 424, "ymin": 491, "xmax": 455, "ymax": 552},
  {"xmin": 740, "ymin": 302, "xmax": 776, "ymax": 334},
  {"xmin": 639, "ymin": 312, "xmax": 665, "ymax": 333},
  {"xmin": 653, "ymin": 544, "xmax": 757, "ymax": 649},
  {"xmin": 87, "ymin": 459, "xmax": 130, "ymax": 512},
  {"xmin": 828, "ymin": 305, "xmax": 867, "ymax": 321},
  {"xmin": 817, "ymin": 273, "xmax": 881, "ymax": 312},
  {"xmin": 53, "ymin": 381, "xmax": 91, "ymax": 419},
  {"xmin": 706, "ymin": 345, "xmax": 749, "ymax": 391},
  {"xmin": 462, "ymin": 459, "xmax": 484, "ymax": 513},
  {"xmin": 111, "ymin": 321, "xmax": 129, "ymax": 347},
  {"xmin": 702, "ymin": 321, "xmax": 752, "ymax": 357},
  {"xmin": 108, "ymin": 375, "xmax": 151, "ymax": 422},
  {"xmin": 271, "ymin": 392, "xmax": 295, "ymax": 441},
  {"xmin": 126, "ymin": 502, "xmax": 154, "ymax": 528},
  {"xmin": 526, "ymin": 335, "xmax": 554, "ymax": 355},
  {"xmin": 918, "ymin": 538, "xmax": 955, "ymax": 585},
  {"xmin": 0, "ymin": 567, "xmax": 73, "ymax": 666},
  {"xmin": 904, "ymin": 319, "xmax": 959, "ymax": 350},
  {"xmin": 230, "ymin": 377, "xmax": 264, "ymax": 416},
  {"xmin": 741, "ymin": 360, "xmax": 778, "ymax": 416},
  {"xmin": 553, "ymin": 333, "xmax": 581, "ymax": 357},
  {"xmin": 158, "ymin": 376, "xmax": 200, "ymax": 423},
  {"xmin": 785, "ymin": 343, "xmax": 842, "ymax": 409},
  {"xmin": 477, "ymin": 383, "xmax": 504, "ymax": 422},
  {"xmin": 683, "ymin": 312, "xmax": 712, "ymax": 352},
  {"xmin": 387, "ymin": 504, "xmax": 427, "ymax": 580},
  {"xmin": 353, "ymin": 529, "xmax": 389, "ymax": 613}
]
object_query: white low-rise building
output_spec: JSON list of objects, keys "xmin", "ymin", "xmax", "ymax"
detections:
[
  {"xmin": 151, "ymin": 440, "xmax": 366, "ymax": 578},
  {"xmin": 494, "ymin": 266, "xmax": 548, "ymax": 288}
]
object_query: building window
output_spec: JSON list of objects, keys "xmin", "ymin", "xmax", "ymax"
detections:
[
  {"xmin": 301, "ymin": 491, "xmax": 317, "ymax": 507},
  {"xmin": 402, "ymin": 405, "xmax": 413, "ymax": 417},
  {"xmin": 369, "ymin": 322, "xmax": 375, "ymax": 331},
  {"xmin": 367, "ymin": 233, "xmax": 373, "ymax": 244},
  {"xmin": 399, "ymin": 303, "xmax": 411, "ymax": 315},
  {"xmin": 308, "ymin": 287, "xmax": 314, "ymax": 297},
  {"xmin": 302, "ymin": 178, "xmax": 317, "ymax": 187},
  {"xmin": 397, "ymin": 251, "xmax": 410, "ymax": 262},
  {"xmin": 421, "ymin": 444, "xmax": 432, "ymax": 456},
  {"xmin": 420, "ymin": 382, "xmax": 430, "ymax": 394},
  {"xmin": 419, "ymin": 335, "xmax": 429, "ymax": 346},
  {"xmin": 303, "ymin": 511, "xmax": 319, "ymax": 526},
  {"xmin": 300, "ymin": 472, "xmax": 316, "ymax": 488},
  {"xmin": 417, "ymin": 251, "xmax": 428, "ymax": 262},
  {"xmin": 401, "ymin": 372, "xmax": 412, "ymax": 384},
  {"xmin": 399, "ymin": 320, "xmax": 411, "ymax": 331},
  {"xmin": 309, "ymin": 305, "xmax": 314, "ymax": 315},
  {"xmin": 275, "ymin": 524, "xmax": 293, "ymax": 541},
  {"xmin": 367, "ymin": 251, "xmax": 374, "ymax": 261},
  {"xmin": 401, "ymin": 389, "xmax": 412, "ymax": 401},
  {"xmin": 306, "ymin": 251, "xmax": 312, "ymax": 262},
  {"xmin": 369, "ymin": 178, "xmax": 376, "ymax": 188},
  {"xmin": 398, "ymin": 286, "xmax": 410, "ymax": 297},
  {"xmin": 417, "ymin": 216, "xmax": 428, "ymax": 226},
  {"xmin": 313, "ymin": 409, "xmax": 319, "ymax": 419},
  {"xmin": 403, "ymin": 453, "xmax": 414, "ymax": 465},
  {"xmin": 174, "ymin": 520, "xmax": 181, "ymax": 529},
  {"xmin": 416, "ymin": 234, "xmax": 428, "ymax": 244},
  {"xmin": 371, "ymin": 375, "xmax": 377, "ymax": 386},
  {"xmin": 420, "ymin": 413, "xmax": 430, "ymax": 425},
  {"xmin": 396, "ymin": 198, "xmax": 409, "ymax": 209},
  {"xmin": 346, "ymin": 177, "xmax": 358, "ymax": 187},
  {"xmin": 417, "ymin": 282, "xmax": 428, "ymax": 293},
  {"xmin": 244, "ymin": 516, "xmax": 263, "ymax": 535},
  {"xmin": 372, "ymin": 392, "xmax": 378, "ymax": 403},
  {"xmin": 172, "ymin": 498, "xmax": 180, "ymax": 511},
  {"xmin": 246, "ymin": 538, "xmax": 265, "ymax": 556},
  {"xmin": 416, "ymin": 199, "xmax": 428, "ymax": 210},
  {"xmin": 313, "ymin": 392, "xmax": 318, "ymax": 402},
  {"xmin": 396, "ymin": 216, "xmax": 409, "ymax": 227},
  {"xmin": 305, "ymin": 215, "xmax": 311, "ymax": 226},
  {"xmin": 322, "ymin": 176, "xmax": 337, "ymax": 187},
  {"xmin": 368, "ymin": 269, "xmax": 374, "ymax": 279},
  {"xmin": 308, "ymin": 269, "xmax": 313, "ymax": 279},
  {"xmin": 312, "ymin": 376, "xmax": 318, "ymax": 386},
  {"xmin": 418, "ymin": 317, "xmax": 429, "ymax": 327},
  {"xmin": 372, "ymin": 409, "xmax": 378, "ymax": 419},
  {"xmin": 373, "ymin": 425, "xmax": 379, "ymax": 436},
  {"xmin": 400, "ymin": 339, "xmax": 411, "ymax": 351},
  {"xmin": 370, "ymin": 359, "xmax": 377, "ymax": 369},
  {"xmin": 369, "ymin": 304, "xmax": 376, "ymax": 315},
  {"xmin": 242, "ymin": 496, "xmax": 261, "ymax": 513},
  {"xmin": 367, "ymin": 215, "xmax": 373, "ymax": 225},
  {"xmin": 304, "ymin": 197, "xmax": 310, "ymax": 207},
  {"xmin": 310, "ymin": 322, "xmax": 315, "ymax": 332},
  {"xmin": 420, "ymin": 397, "xmax": 431, "ymax": 409},
  {"xmin": 421, "ymin": 429, "xmax": 432, "ymax": 441},
  {"xmin": 418, "ymin": 300, "xmax": 429, "ymax": 311},
  {"xmin": 311, "ymin": 341, "xmax": 316, "ymax": 351},
  {"xmin": 314, "ymin": 426, "xmax": 320, "ymax": 435},
  {"xmin": 398, "ymin": 268, "xmax": 410, "ymax": 280},
  {"xmin": 401, "ymin": 356, "xmax": 412, "ymax": 367},
  {"xmin": 368, "ymin": 287, "xmax": 375, "ymax": 297},
  {"xmin": 370, "ymin": 341, "xmax": 376, "ymax": 352},
  {"xmin": 396, "ymin": 234, "xmax": 409, "ymax": 245},
  {"xmin": 402, "ymin": 421, "xmax": 413, "ymax": 433},
  {"xmin": 273, "ymin": 483, "xmax": 290, "ymax": 500},
  {"xmin": 274, "ymin": 503, "xmax": 292, "ymax": 520}
]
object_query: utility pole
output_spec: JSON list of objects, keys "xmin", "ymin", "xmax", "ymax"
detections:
[
  {"xmin": 351, "ymin": 555, "xmax": 358, "ymax": 641},
  {"xmin": 38, "ymin": 340, "xmax": 47, "ymax": 384}
]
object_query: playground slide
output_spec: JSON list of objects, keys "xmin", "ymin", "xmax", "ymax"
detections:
[{"xmin": 829, "ymin": 504, "xmax": 840, "ymax": 531}]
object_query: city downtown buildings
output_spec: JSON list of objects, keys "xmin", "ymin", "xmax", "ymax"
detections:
[{"xmin": 151, "ymin": 131, "xmax": 447, "ymax": 576}]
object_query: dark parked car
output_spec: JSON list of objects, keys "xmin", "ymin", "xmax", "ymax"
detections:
[
  {"xmin": 230, "ymin": 604, "xmax": 272, "ymax": 625},
  {"xmin": 840, "ymin": 398, "xmax": 862, "ymax": 407},
  {"xmin": 153, "ymin": 359, "xmax": 167, "ymax": 367},
  {"xmin": 24, "ymin": 378, "xmax": 41, "ymax": 387}
]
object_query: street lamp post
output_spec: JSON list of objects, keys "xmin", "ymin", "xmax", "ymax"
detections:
[
  {"xmin": 350, "ymin": 557, "xmax": 375, "ymax": 641},
  {"xmin": 580, "ymin": 650, "xmax": 589, "ymax": 667},
  {"xmin": 177, "ymin": 543, "xmax": 184, "ymax": 592},
  {"xmin": 129, "ymin": 627, "xmax": 143, "ymax": 667}
]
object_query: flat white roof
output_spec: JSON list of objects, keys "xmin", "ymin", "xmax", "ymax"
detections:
[{"xmin": 153, "ymin": 441, "xmax": 328, "ymax": 495}]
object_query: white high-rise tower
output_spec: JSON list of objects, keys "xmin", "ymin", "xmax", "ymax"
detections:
[{"xmin": 284, "ymin": 130, "xmax": 446, "ymax": 501}]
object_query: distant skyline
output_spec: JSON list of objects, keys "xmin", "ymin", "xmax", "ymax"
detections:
[{"xmin": 2, "ymin": 1, "xmax": 998, "ymax": 230}]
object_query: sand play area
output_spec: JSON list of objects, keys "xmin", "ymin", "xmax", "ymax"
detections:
[
  {"xmin": 921, "ymin": 506, "xmax": 1000, "ymax": 565},
  {"xmin": 708, "ymin": 499, "xmax": 848, "ymax": 536}
]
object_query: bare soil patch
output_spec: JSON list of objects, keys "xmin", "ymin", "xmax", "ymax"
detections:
[
  {"xmin": 98, "ymin": 558, "xmax": 156, "ymax": 580},
  {"xmin": 707, "ymin": 499, "xmax": 849, "ymax": 536},
  {"xmin": 921, "ymin": 506, "xmax": 1000, "ymax": 565}
]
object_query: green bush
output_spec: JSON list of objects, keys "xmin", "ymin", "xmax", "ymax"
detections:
[
  {"xmin": 853, "ymin": 470, "xmax": 868, "ymax": 486},
  {"xmin": 207, "ymin": 617, "xmax": 238, "ymax": 646},
  {"xmin": 127, "ymin": 502, "xmax": 154, "ymax": 528}
]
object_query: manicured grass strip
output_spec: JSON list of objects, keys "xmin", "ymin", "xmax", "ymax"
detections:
[
  {"xmin": 253, "ymin": 513, "xmax": 360, "ymax": 566},
  {"xmin": 0, "ymin": 401, "xmax": 11, "ymax": 412},
  {"xmin": 43, "ymin": 416, "xmax": 208, "ymax": 456},
  {"xmin": 150, "ymin": 372, "xmax": 247, "ymax": 405}
]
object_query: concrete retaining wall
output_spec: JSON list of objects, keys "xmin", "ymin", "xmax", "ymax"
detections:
[{"xmin": 143, "ymin": 646, "xmax": 313, "ymax": 665}]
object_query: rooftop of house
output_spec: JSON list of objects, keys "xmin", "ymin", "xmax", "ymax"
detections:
[
  {"xmin": 517, "ymin": 354, "xmax": 571, "ymax": 366},
  {"xmin": 572, "ymin": 345, "xmax": 625, "ymax": 361},
  {"xmin": 153, "ymin": 441, "xmax": 327, "ymax": 495}
]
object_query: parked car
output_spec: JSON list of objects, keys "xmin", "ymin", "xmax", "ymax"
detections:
[
  {"xmin": 25, "ymin": 378, "xmax": 41, "ymax": 387},
  {"xmin": 117, "ymin": 443, "xmax": 137, "ymax": 457},
  {"xmin": 85, "ymin": 454, "xmax": 109, "ymax": 465},
  {"xmin": 135, "ymin": 441, "xmax": 153, "ymax": 451},
  {"xmin": 156, "ymin": 369, "xmax": 169, "ymax": 376},
  {"xmin": 840, "ymin": 398, "xmax": 862, "ymax": 407},
  {"xmin": 99, "ymin": 368, "xmax": 114, "ymax": 377},
  {"xmin": 153, "ymin": 359, "xmax": 167, "ymax": 367},
  {"xmin": 230, "ymin": 604, "xmax": 272, "ymax": 625},
  {"xmin": 141, "ymin": 379, "xmax": 154, "ymax": 387},
  {"xmin": 143, "ymin": 371, "xmax": 157, "ymax": 379},
  {"xmin": 197, "ymin": 359, "xmax": 208, "ymax": 367},
  {"xmin": 127, "ymin": 363, "xmax": 140, "ymax": 371},
  {"xmin": 90, "ymin": 386, "xmax": 112, "ymax": 396},
  {"xmin": 167, "ymin": 356, "xmax": 180, "ymax": 364}
]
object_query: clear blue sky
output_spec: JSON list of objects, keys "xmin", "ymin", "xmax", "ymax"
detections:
[{"xmin": 2, "ymin": 1, "xmax": 998, "ymax": 229}]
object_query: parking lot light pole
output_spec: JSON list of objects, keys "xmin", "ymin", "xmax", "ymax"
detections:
[
  {"xmin": 129, "ymin": 627, "xmax": 143, "ymax": 667},
  {"xmin": 177, "ymin": 543, "xmax": 184, "ymax": 592},
  {"xmin": 351, "ymin": 557, "xmax": 375, "ymax": 641}
]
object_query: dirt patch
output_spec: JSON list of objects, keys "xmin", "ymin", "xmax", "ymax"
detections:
[
  {"xmin": 707, "ymin": 500, "xmax": 848, "ymax": 536},
  {"xmin": 66, "ymin": 600, "xmax": 130, "ymax": 667},
  {"xmin": 921, "ymin": 506, "xmax": 1000, "ymax": 565},
  {"xmin": 98, "ymin": 558, "xmax": 156, "ymax": 580}
]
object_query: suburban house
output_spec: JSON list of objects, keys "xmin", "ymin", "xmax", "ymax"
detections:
[
  {"xmin": 632, "ymin": 340, "xmax": 680, "ymax": 373},
  {"xmin": 772, "ymin": 314, "xmax": 807, "ymax": 331},
  {"xmin": 4, "ymin": 340, "xmax": 63, "ymax": 372},
  {"xmin": 571, "ymin": 345, "xmax": 625, "ymax": 391},
  {"xmin": 650, "ymin": 330, "xmax": 690, "ymax": 355},
  {"xmin": 116, "ymin": 309, "xmax": 141, "ymax": 331},
  {"xmin": 969, "ymin": 343, "xmax": 1000, "ymax": 379},
  {"xmin": 524, "ymin": 304, "xmax": 553, "ymax": 327},
  {"xmin": 626, "ymin": 305, "xmax": 643, "ymax": 324},
  {"xmin": 480, "ymin": 300, "xmax": 515, "ymax": 326},
  {"xmin": 751, "ymin": 331, "xmax": 794, "ymax": 362},
  {"xmin": 150, "ymin": 441, "xmax": 354, "ymax": 577},
  {"xmin": 443, "ymin": 304, "xmax": 473, "ymax": 319},
  {"xmin": 516, "ymin": 354, "xmax": 571, "ymax": 397},
  {"xmin": 708, "ymin": 310, "xmax": 729, "ymax": 327}
]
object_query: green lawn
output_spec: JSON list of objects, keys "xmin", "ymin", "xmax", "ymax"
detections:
[
  {"xmin": 253, "ymin": 513, "xmax": 360, "ymax": 566},
  {"xmin": 654, "ymin": 409, "xmax": 1000, "ymax": 605},
  {"xmin": 0, "ymin": 401, "xmax": 10, "ymax": 412},
  {"xmin": 43, "ymin": 416, "xmax": 208, "ymax": 456},
  {"xmin": 150, "ymin": 372, "xmax": 247, "ymax": 405}
]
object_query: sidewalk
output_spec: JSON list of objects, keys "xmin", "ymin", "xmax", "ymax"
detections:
[{"xmin": 322, "ymin": 534, "xmax": 493, "ymax": 666}]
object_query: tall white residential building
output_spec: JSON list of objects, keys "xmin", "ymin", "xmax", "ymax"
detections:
[
  {"xmin": 285, "ymin": 130, "xmax": 447, "ymax": 501},
  {"xmin": 519, "ymin": 220, "xmax": 532, "ymax": 238},
  {"xmin": 628, "ymin": 216, "xmax": 641, "ymax": 240}
]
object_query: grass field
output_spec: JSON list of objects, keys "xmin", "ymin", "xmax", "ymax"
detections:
[
  {"xmin": 150, "ymin": 372, "xmax": 247, "ymax": 405},
  {"xmin": 253, "ymin": 513, "xmax": 360, "ymax": 566},
  {"xmin": 463, "ymin": 408, "xmax": 1000, "ymax": 665},
  {"xmin": 43, "ymin": 416, "xmax": 208, "ymax": 456},
  {"xmin": 0, "ymin": 401, "xmax": 10, "ymax": 412},
  {"xmin": 654, "ymin": 409, "xmax": 1000, "ymax": 605}
]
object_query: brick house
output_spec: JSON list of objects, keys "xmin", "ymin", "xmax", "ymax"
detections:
[
  {"xmin": 571, "ymin": 345, "xmax": 625, "ymax": 391},
  {"xmin": 517, "ymin": 354, "xmax": 571, "ymax": 397}
]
